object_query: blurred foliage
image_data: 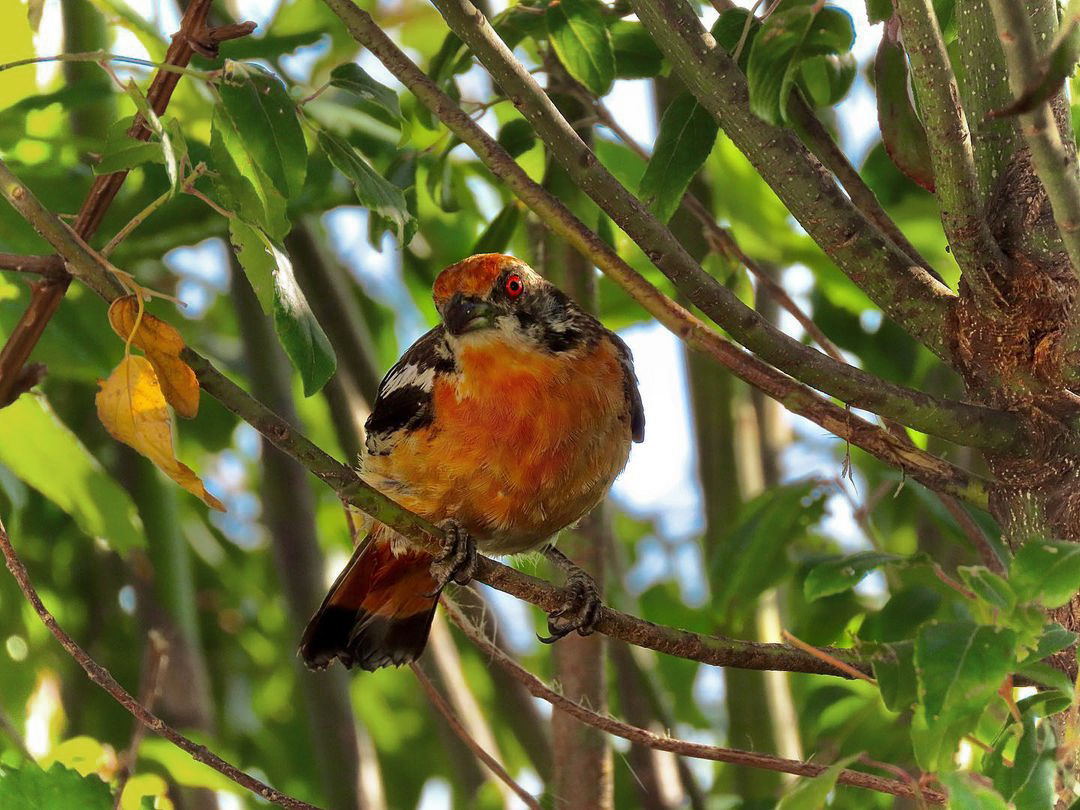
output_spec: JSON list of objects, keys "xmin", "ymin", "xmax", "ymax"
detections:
[{"xmin": 0, "ymin": 0, "xmax": 1076, "ymax": 808}]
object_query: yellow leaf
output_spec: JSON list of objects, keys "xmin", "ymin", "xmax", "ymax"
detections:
[
  {"xmin": 96, "ymin": 355, "xmax": 225, "ymax": 512},
  {"xmin": 108, "ymin": 296, "xmax": 200, "ymax": 419}
]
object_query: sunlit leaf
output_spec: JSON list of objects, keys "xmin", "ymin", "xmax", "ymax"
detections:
[
  {"xmin": 219, "ymin": 61, "xmax": 307, "ymax": 198},
  {"xmin": 96, "ymin": 355, "xmax": 224, "ymax": 511},
  {"xmin": 108, "ymin": 296, "xmax": 199, "ymax": 419},
  {"xmin": 547, "ymin": 0, "xmax": 615, "ymax": 96},
  {"xmin": 804, "ymin": 550, "xmax": 917, "ymax": 601},
  {"xmin": 0, "ymin": 396, "xmax": 143, "ymax": 552},
  {"xmin": 776, "ymin": 754, "xmax": 858, "ymax": 809},
  {"xmin": 319, "ymin": 129, "xmax": 417, "ymax": 244},
  {"xmin": 0, "ymin": 763, "xmax": 111, "ymax": 810},
  {"xmin": 226, "ymin": 222, "xmax": 337, "ymax": 396},
  {"xmin": 639, "ymin": 93, "xmax": 718, "ymax": 224},
  {"xmin": 330, "ymin": 63, "xmax": 402, "ymax": 123},
  {"xmin": 1010, "ymin": 538, "xmax": 1080, "ymax": 608},
  {"xmin": 938, "ymin": 772, "xmax": 1009, "ymax": 810}
]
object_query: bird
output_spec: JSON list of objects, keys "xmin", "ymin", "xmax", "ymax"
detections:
[{"xmin": 300, "ymin": 253, "xmax": 644, "ymax": 672}]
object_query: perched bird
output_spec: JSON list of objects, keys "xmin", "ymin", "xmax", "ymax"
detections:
[{"xmin": 300, "ymin": 253, "xmax": 644, "ymax": 671}]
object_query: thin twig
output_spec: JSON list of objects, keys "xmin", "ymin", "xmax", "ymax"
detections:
[
  {"xmin": 0, "ymin": 50, "xmax": 216, "ymax": 78},
  {"xmin": 781, "ymin": 630, "xmax": 876, "ymax": 684},
  {"xmin": 113, "ymin": 630, "xmax": 170, "ymax": 810},
  {"xmin": 101, "ymin": 164, "xmax": 207, "ymax": 257},
  {"xmin": 410, "ymin": 663, "xmax": 542, "ymax": 810},
  {"xmin": 0, "ymin": 254, "xmax": 65, "ymax": 277},
  {"xmin": 0, "ymin": 518, "xmax": 322, "ymax": 810},
  {"xmin": 0, "ymin": 705, "xmax": 33, "ymax": 761},
  {"xmin": 443, "ymin": 599, "xmax": 946, "ymax": 804}
]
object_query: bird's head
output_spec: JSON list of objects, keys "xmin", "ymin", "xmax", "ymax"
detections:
[{"xmin": 433, "ymin": 254, "xmax": 589, "ymax": 353}]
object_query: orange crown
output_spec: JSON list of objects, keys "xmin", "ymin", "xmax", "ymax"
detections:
[{"xmin": 433, "ymin": 254, "xmax": 521, "ymax": 307}]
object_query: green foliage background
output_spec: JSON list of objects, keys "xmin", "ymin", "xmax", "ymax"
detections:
[{"xmin": 1, "ymin": 0, "xmax": 1079, "ymax": 808}]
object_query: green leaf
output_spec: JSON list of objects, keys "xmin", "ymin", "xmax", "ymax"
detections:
[
  {"xmin": 804, "ymin": 550, "xmax": 914, "ymax": 601},
  {"xmin": 496, "ymin": 119, "xmax": 536, "ymax": 159},
  {"xmin": 776, "ymin": 754, "xmax": 858, "ymax": 809},
  {"xmin": 329, "ymin": 63, "xmax": 402, "ymax": 123},
  {"xmin": 0, "ymin": 762, "xmax": 112, "ymax": 810},
  {"xmin": 712, "ymin": 9, "xmax": 762, "ymax": 70},
  {"xmin": 985, "ymin": 715, "xmax": 1056, "ymax": 807},
  {"xmin": 218, "ymin": 61, "xmax": 307, "ymax": 199},
  {"xmin": 1011, "ymin": 538, "xmax": 1080, "ymax": 608},
  {"xmin": 639, "ymin": 93, "xmax": 718, "ymax": 224},
  {"xmin": 319, "ymin": 130, "xmax": 417, "ymax": 245},
  {"xmin": 210, "ymin": 104, "xmax": 290, "ymax": 240},
  {"xmin": 858, "ymin": 585, "xmax": 941, "ymax": 642},
  {"xmin": 875, "ymin": 23, "xmax": 935, "ymax": 192},
  {"xmin": 0, "ymin": 396, "xmax": 143, "ymax": 553},
  {"xmin": 121, "ymin": 80, "xmax": 180, "ymax": 195},
  {"xmin": 872, "ymin": 639, "xmax": 918, "ymax": 711},
  {"xmin": 611, "ymin": 21, "xmax": 664, "ymax": 78},
  {"xmin": 1020, "ymin": 622, "xmax": 1076, "ymax": 665},
  {"xmin": 747, "ymin": 0, "xmax": 854, "ymax": 123},
  {"xmin": 227, "ymin": 222, "xmax": 337, "ymax": 396},
  {"xmin": 798, "ymin": 53, "xmax": 856, "ymax": 108},
  {"xmin": 94, "ymin": 118, "xmax": 164, "ymax": 175},
  {"xmin": 472, "ymin": 203, "xmax": 520, "ymax": 254},
  {"xmin": 938, "ymin": 772, "xmax": 1009, "ymax": 810},
  {"xmin": 864, "ymin": 0, "xmax": 894, "ymax": 24},
  {"xmin": 547, "ymin": 0, "xmax": 615, "ymax": 96},
  {"xmin": 958, "ymin": 565, "xmax": 1016, "ymax": 611},
  {"xmin": 710, "ymin": 481, "xmax": 826, "ymax": 624},
  {"xmin": 916, "ymin": 621, "xmax": 1017, "ymax": 739}
]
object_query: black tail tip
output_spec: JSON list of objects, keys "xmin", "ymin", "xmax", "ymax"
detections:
[{"xmin": 300, "ymin": 605, "xmax": 437, "ymax": 672}]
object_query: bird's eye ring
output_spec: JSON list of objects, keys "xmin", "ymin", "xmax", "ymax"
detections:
[{"xmin": 505, "ymin": 274, "xmax": 524, "ymax": 298}]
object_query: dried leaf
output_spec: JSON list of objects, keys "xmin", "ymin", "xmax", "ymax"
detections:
[
  {"xmin": 108, "ymin": 296, "xmax": 199, "ymax": 419},
  {"xmin": 96, "ymin": 355, "xmax": 224, "ymax": 512}
]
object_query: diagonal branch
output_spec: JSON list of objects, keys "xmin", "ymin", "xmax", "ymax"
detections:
[
  {"xmin": 0, "ymin": 153, "xmax": 913, "ymax": 679},
  {"xmin": 614, "ymin": 0, "xmax": 957, "ymax": 354},
  {"xmin": 321, "ymin": 0, "xmax": 1021, "ymax": 455},
  {"xmin": 0, "ymin": 518, "xmax": 322, "ymax": 810},
  {"xmin": 442, "ymin": 599, "xmax": 946, "ymax": 805},
  {"xmin": 410, "ymin": 0, "xmax": 1021, "ymax": 450},
  {"xmin": 893, "ymin": 0, "xmax": 1008, "ymax": 297}
]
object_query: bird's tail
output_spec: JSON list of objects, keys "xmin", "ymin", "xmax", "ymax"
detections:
[{"xmin": 299, "ymin": 525, "xmax": 439, "ymax": 672}]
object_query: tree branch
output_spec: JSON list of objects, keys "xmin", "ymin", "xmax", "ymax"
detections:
[
  {"xmin": 985, "ymin": 0, "xmax": 1080, "ymax": 354},
  {"xmin": 0, "ymin": 254, "xmax": 65, "ymax": 277},
  {"xmin": 0, "ymin": 152, "xmax": 991, "ymax": 675},
  {"xmin": 442, "ymin": 599, "xmax": 946, "ymax": 805},
  {"xmin": 411, "ymin": 0, "xmax": 1019, "ymax": 450},
  {"xmin": 894, "ymin": 0, "xmax": 1008, "ymax": 296},
  {"xmin": 411, "ymin": 657, "xmax": 541, "ymax": 809},
  {"xmin": 0, "ymin": 518, "xmax": 323, "ymax": 810},
  {"xmin": 315, "ymin": 7, "xmax": 1011, "ymax": 486},
  {"xmin": 617, "ymin": 0, "xmax": 957, "ymax": 354}
]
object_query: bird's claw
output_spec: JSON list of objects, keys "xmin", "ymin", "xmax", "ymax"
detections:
[
  {"xmin": 427, "ymin": 519, "xmax": 476, "ymax": 595},
  {"xmin": 537, "ymin": 568, "xmax": 601, "ymax": 644}
]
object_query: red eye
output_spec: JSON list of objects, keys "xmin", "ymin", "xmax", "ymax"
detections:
[{"xmin": 505, "ymin": 274, "xmax": 524, "ymax": 298}]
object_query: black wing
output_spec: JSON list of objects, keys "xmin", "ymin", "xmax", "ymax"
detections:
[
  {"xmin": 364, "ymin": 326, "xmax": 456, "ymax": 456},
  {"xmin": 611, "ymin": 333, "xmax": 645, "ymax": 443}
]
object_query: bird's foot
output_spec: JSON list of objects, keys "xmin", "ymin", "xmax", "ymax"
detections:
[
  {"xmin": 428, "ymin": 519, "xmax": 477, "ymax": 592},
  {"xmin": 538, "ymin": 547, "xmax": 601, "ymax": 644}
]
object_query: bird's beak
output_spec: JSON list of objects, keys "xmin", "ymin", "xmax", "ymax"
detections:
[{"xmin": 444, "ymin": 294, "xmax": 495, "ymax": 336}]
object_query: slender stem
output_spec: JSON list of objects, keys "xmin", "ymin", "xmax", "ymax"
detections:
[
  {"xmin": 113, "ymin": 631, "xmax": 170, "ymax": 810},
  {"xmin": 417, "ymin": 0, "xmax": 1016, "ymax": 449},
  {"xmin": 0, "ymin": 50, "xmax": 216, "ymax": 79},
  {"xmin": 894, "ymin": 0, "xmax": 1007, "ymax": 297},
  {"xmin": 443, "ymin": 599, "xmax": 946, "ymax": 804},
  {"xmin": 411, "ymin": 658, "xmax": 542, "ymax": 809},
  {"xmin": 0, "ymin": 519, "xmax": 322, "ymax": 810},
  {"xmin": 102, "ymin": 164, "xmax": 207, "ymax": 257}
]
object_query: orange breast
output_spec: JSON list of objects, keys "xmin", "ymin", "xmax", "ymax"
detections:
[{"xmin": 367, "ymin": 337, "xmax": 632, "ymax": 553}]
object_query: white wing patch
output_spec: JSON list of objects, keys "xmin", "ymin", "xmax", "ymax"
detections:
[{"xmin": 379, "ymin": 364, "xmax": 436, "ymax": 396}]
